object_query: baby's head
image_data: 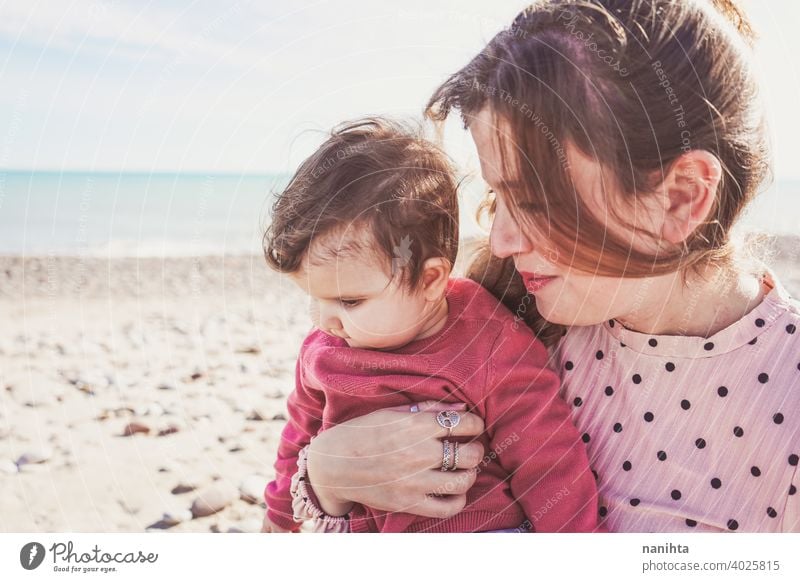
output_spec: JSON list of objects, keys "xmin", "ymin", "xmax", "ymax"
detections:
[{"xmin": 264, "ymin": 118, "xmax": 459, "ymax": 350}]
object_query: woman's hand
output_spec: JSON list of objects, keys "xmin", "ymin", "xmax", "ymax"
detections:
[{"xmin": 306, "ymin": 401, "xmax": 485, "ymax": 519}]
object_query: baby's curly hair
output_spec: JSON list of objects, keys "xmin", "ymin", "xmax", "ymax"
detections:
[{"xmin": 263, "ymin": 117, "xmax": 459, "ymax": 289}]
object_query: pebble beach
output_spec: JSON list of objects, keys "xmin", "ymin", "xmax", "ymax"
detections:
[{"xmin": 1, "ymin": 235, "xmax": 798, "ymax": 533}]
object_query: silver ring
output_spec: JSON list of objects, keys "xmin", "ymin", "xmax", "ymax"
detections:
[
  {"xmin": 436, "ymin": 410, "xmax": 461, "ymax": 436},
  {"xmin": 409, "ymin": 404, "xmax": 420, "ymax": 413},
  {"xmin": 441, "ymin": 440, "xmax": 452, "ymax": 471},
  {"xmin": 451, "ymin": 442, "xmax": 459, "ymax": 471}
]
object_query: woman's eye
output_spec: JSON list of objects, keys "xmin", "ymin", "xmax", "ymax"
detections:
[{"xmin": 340, "ymin": 299, "xmax": 362, "ymax": 308}]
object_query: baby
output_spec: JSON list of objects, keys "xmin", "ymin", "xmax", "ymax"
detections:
[{"xmin": 261, "ymin": 117, "xmax": 601, "ymax": 532}]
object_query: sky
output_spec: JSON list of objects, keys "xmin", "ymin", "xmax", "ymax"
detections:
[{"xmin": 1, "ymin": 0, "xmax": 800, "ymax": 179}]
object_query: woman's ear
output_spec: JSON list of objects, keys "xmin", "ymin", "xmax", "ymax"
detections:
[
  {"xmin": 420, "ymin": 257, "xmax": 451, "ymax": 301},
  {"xmin": 655, "ymin": 150, "xmax": 723, "ymax": 245}
]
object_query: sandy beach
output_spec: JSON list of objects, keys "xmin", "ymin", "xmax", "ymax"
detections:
[{"xmin": 1, "ymin": 235, "xmax": 798, "ymax": 533}]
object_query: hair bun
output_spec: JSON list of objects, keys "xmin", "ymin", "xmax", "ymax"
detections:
[{"xmin": 708, "ymin": 0, "xmax": 756, "ymax": 43}]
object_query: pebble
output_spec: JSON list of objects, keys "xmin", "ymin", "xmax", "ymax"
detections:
[
  {"xmin": 190, "ymin": 483, "xmax": 238, "ymax": 518},
  {"xmin": 18, "ymin": 463, "xmax": 48, "ymax": 473},
  {"xmin": 171, "ymin": 482, "xmax": 199, "ymax": 495},
  {"xmin": 246, "ymin": 409, "xmax": 265, "ymax": 421},
  {"xmin": 160, "ymin": 508, "xmax": 193, "ymax": 526},
  {"xmin": 235, "ymin": 345, "xmax": 261, "ymax": 355},
  {"xmin": 16, "ymin": 447, "xmax": 53, "ymax": 466},
  {"xmin": 157, "ymin": 423, "xmax": 181, "ymax": 437},
  {"xmin": 0, "ymin": 459, "xmax": 19, "ymax": 474},
  {"xmin": 239, "ymin": 475, "xmax": 267, "ymax": 505},
  {"xmin": 271, "ymin": 413, "xmax": 287, "ymax": 421},
  {"xmin": 122, "ymin": 421, "xmax": 151, "ymax": 436}
]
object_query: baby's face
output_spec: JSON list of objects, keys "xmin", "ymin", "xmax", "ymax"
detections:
[{"xmin": 290, "ymin": 253, "xmax": 431, "ymax": 350}]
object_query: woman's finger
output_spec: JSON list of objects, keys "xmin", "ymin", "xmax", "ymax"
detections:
[
  {"xmin": 413, "ymin": 493, "xmax": 469, "ymax": 520},
  {"xmin": 414, "ymin": 410, "xmax": 485, "ymax": 438},
  {"xmin": 415, "ymin": 400, "xmax": 468, "ymax": 413},
  {"xmin": 427, "ymin": 468, "xmax": 478, "ymax": 496},
  {"xmin": 383, "ymin": 400, "xmax": 468, "ymax": 413}
]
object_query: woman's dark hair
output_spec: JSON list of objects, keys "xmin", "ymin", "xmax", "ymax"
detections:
[{"xmin": 426, "ymin": 0, "xmax": 768, "ymax": 345}]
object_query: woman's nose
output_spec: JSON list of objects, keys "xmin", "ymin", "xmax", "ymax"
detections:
[{"xmin": 489, "ymin": 208, "xmax": 534, "ymax": 259}]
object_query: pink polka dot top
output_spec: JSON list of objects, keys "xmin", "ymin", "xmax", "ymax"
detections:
[{"xmin": 553, "ymin": 270, "xmax": 800, "ymax": 532}]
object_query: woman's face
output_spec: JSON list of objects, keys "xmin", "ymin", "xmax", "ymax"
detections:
[{"xmin": 469, "ymin": 109, "xmax": 664, "ymax": 327}]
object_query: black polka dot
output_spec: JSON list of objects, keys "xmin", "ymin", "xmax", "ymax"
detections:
[
  {"xmin": 644, "ymin": 411, "xmax": 654, "ymax": 422},
  {"xmin": 696, "ymin": 438, "xmax": 707, "ymax": 449},
  {"xmin": 755, "ymin": 318, "xmax": 765, "ymax": 327},
  {"xmin": 592, "ymin": 469, "xmax": 598, "ymax": 481},
  {"xmin": 727, "ymin": 519, "xmax": 739, "ymax": 531},
  {"xmin": 758, "ymin": 373, "xmax": 769, "ymax": 384},
  {"xmin": 623, "ymin": 460, "xmax": 632, "ymax": 471},
  {"xmin": 632, "ymin": 374, "xmax": 642, "ymax": 384},
  {"xmin": 773, "ymin": 413, "xmax": 784, "ymax": 425},
  {"xmin": 748, "ymin": 337, "xmax": 758, "ymax": 345},
  {"xmin": 648, "ymin": 338, "xmax": 658, "ymax": 347},
  {"xmin": 573, "ymin": 397, "xmax": 583, "ymax": 407},
  {"xmin": 671, "ymin": 489, "xmax": 682, "ymax": 500},
  {"xmin": 789, "ymin": 454, "xmax": 799, "ymax": 467},
  {"xmin": 613, "ymin": 422, "xmax": 623, "ymax": 433},
  {"xmin": 787, "ymin": 324, "xmax": 796, "ymax": 335},
  {"xmin": 596, "ymin": 350, "xmax": 604, "ymax": 360},
  {"xmin": 620, "ymin": 341, "xmax": 626, "ymax": 348},
  {"xmin": 767, "ymin": 507, "xmax": 778, "ymax": 518},
  {"xmin": 685, "ymin": 519, "xmax": 697, "ymax": 527},
  {"xmin": 599, "ymin": 506, "xmax": 608, "ymax": 517},
  {"xmin": 630, "ymin": 498, "xmax": 640, "ymax": 507},
  {"xmin": 609, "ymin": 320, "xmax": 615, "ymax": 327},
  {"xmin": 681, "ymin": 399, "xmax": 691, "ymax": 410},
  {"xmin": 704, "ymin": 342, "xmax": 714, "ymax": 351},
  {"xmin": 734, "ymin": 426, "xmax": 744, "ymax": 437},
  {"xmin": 665, "ymin": 362, "xmax": 675, "ymax": 372},
  {"xmin": 717, "ymin": 386, "xmax": 728, "ymax": 397},
  {"xmin": 751, "ymin": 466, "xmax": 761, "ymax": 477},
  {"xmin": 790, "ymin": 485, "xmax": 796, "ymax": 495},
  {"xmin": 657, "ymin": 450, "xmax": 667, "ymax": 461},
  {"xmin": 605, "ymin": 386, "xmax": 614, "ymax": 396},
  {"xmin": 565, "ymin": 361, "xmax": 574, "ymax": 371},
  {"xmin": 711, "ymin": 477, "xmax": 721, "ymax": 489},
  {"xmin": 582, "ymin": 433, "xmax": 590, "ymax": 443}
]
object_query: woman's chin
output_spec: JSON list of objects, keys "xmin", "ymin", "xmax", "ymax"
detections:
[{"xmin": 534, "ymin": 298, "xmax": 606, "ymax": 328}]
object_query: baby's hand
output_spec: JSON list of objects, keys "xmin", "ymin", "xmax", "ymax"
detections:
[{"xmin": 261, "ymin": 512, "xmax": 297, "ymax": 533}]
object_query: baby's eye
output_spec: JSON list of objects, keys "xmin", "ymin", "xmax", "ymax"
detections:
[{"xmin": 340, "ymin": 299, "xmax": 363, "ymax": 308}]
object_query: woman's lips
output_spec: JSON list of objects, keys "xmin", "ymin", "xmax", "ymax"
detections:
[{"xmin": 520, "ymin": 271, "xmax": 558, "ymax": 293}]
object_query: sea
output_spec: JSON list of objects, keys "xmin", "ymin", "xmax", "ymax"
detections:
[{"xmin": 0, "ymin": 170, "xmax": 796, "ymax": 257}]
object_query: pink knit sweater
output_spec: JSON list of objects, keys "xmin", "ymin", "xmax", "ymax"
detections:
[{"xmin": 264, "ymin": 277, "xmax": 603, "ymax": 533}]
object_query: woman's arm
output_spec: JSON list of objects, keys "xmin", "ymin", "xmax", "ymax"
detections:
[{"xmin": 305, "ymin": 401, "xmax": 486, "ymax": 518}]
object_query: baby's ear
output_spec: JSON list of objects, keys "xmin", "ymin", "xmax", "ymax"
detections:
[
  {"xmin": 655, "ymin": 150, "xmax": 723, "ymax": 245},
  {"xmin": 421, "ymin": 257, "xmax": 451, "ymax": 300}
]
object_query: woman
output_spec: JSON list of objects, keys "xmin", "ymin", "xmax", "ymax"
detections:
[{"xmin": 281, "ymin": 0, "xmax": 800, "ymax": 532}]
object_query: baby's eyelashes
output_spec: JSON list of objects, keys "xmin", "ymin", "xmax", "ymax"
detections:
[{"xmin": 340, "ymin": 299, "xmax": 363, "ymax": 308}]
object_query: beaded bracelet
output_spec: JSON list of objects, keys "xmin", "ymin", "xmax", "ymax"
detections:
[{"xmin": 290, "ymin": 444, "xmax": 351, "ymax": 533}]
